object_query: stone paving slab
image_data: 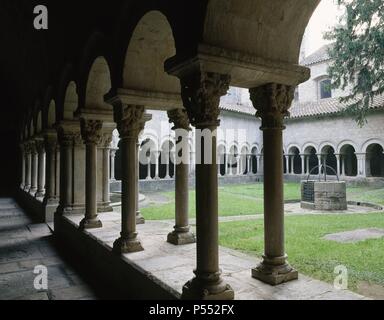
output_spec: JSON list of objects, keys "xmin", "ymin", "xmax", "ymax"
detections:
[
  {"xmin": 323, "ymin": 228, "xmax": 384, "ymax": 243},
  {"xmin": 68, "ymin": 210, "xmax": 367, "ymax": 300},
  {"xmin": 0, "ymin": 198, "xmax": 98, "ymax": 300}
]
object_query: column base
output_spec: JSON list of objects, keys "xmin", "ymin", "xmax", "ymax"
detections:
[
  {"xmin": 29, "ymin": 188, "xmax": 37, "ymax": 196},
  {"xmin": 79, "ymin": 218, "xmax": 103, "ymax": 230},
  {"xmin": 167, "ymin": 230, "xmax": 196, "ymax": 246},
  {"xmin": 182, "ymin": 272, "xmax": 234, "ymax": 300},
  {"xmin": 97, "ymin": 203, "xmax": 114, "ymax": 213},
  {"xmin": 136, "ymin": 212, "xmax": 145, "ymax": 225},
  {"xmin": 35, "ymin": 191, "xmax": 45, "ymax": 198},
  {"xmin": 252, "ymin": 255, "xmax": 298, "ymax": 286},
  {"xmin": 113, "ymin": 236, "xmax": 144, "ymax": 254}
]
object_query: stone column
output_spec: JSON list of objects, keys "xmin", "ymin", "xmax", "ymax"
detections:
[
  {"xmin": 146, "ymin": 156, "xmax": 152, "ymax": 180},
  {"xmin": 335, "ymin": 153, "xmax": 341, "ymax": 177},
  {"xmin": 30, "ymin": 141, "xmax": 38, "ymax": 195},
  {"xmin": 290, "ymin": 155, "xmax": 295, "ymax": 174},
  {"xmin": 285, "ymin": 155, "xmax": 289, "ymax": 174},
  {"xmin": 113, "ymin": 105, "xmax": 147, "ymax": 254},
  {"xmin": 136, "ymin": 140, "xmax": 147, "ymax": 225},
  {"xmin": 57, "ymin": 129, "xmax": 74, "ymax": 214},
  {"xmin": 72, "ymin": 133, "xmax": 86, "ymax": 213},
  {"xmin": 155, "ymin": 151, "xmax": 160, "ymax": 179},
  {"xmin": 190, "ymin": 151, "xmax": 195, "ymax": 176},
  {"xmin": 179, "ymin": 72, "xmax": 234, "ymax": 300},
  {"xmin": 248, "ymin": 154, "xmax": 252, "ymax": 175},
  {"xmin": 237, "ymin": 155, "xmax": 241, "ymax": 175},
  {"xmin": 317, "ymin": 154, "xmax": 323, "ymax": 177},
  {"xmin": 79, "ymin": 119, "xmax": 103, "ymax": 230},
  {"xmin": 20, "ymin": 144, "xmax": 26, "ymax": 189},
  {"xmin": 300, "ymin": 154, "xmax": 305, "ymax": 175},
  {"xmin": 35, "ymin": 139, "xmax": 46, "ymax": 198},
  {"xmin": 306, "ymin": 156, "xmax": 310, "ymax": 175},
  {"xmin": 55, "ymin": 146, "xmax": 60, "ymax": 200},
  {"xmin": 165, "ymin": 151, "xmax": 171, "ymax": 179},
  {"xmin": 167, "ymin": 108, "xmax": 196, "ymax": 246},
  {"xmin": 24, "ymin": 143, "xmax": 32, "ymax": 191},
  {"xmin": 110, "ymin": 149, "xmax": 117, "ymax": 181},
  {"xmin": 43, "ymin": 133, "xmax": 57, "ymax": 205},
  {"xmin": 99, "ymin": 133, "xmax": 113, "ymax": 212},
  {"xmin": 257, "ymin": 155, "xmax": 262, "ymax": 174},
  {"xmin": 250, "ymin": 83, "xmax": 298, "ymax": 285},
  {"xmin": 356, "ymin": 153, "xmax": 367, "ymax": 177}
]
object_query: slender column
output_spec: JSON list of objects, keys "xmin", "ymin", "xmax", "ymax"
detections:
[
  {"xmin": 306, "ymin": 156, "xmax": 310, "ymax": 175},
  {"xmin": 250, "ymin": 83, "xmax": 298, "ymax": 285},
  {"xmin": 247, "ymin": 154, "xmax": 252, "ymax": 175},
  {"xmin": 290, "ymin": 155, "xmax": 295, "ymax": 174},
  {"xmin": 335, "ymin": 153, "xmax": 341, "ymax": 177},
  {"xmin": 110, "ymin": 149, "xmax": 117, "ymax": 181},
  {"xmin": 317, "ymin": 154, "xmax": 322, "ymax": 177},
  {"xmin": 79, "ymin": 120, "xmax": 103, "ymax": 230},
  {"xmin": 285, "ymin": 155, "xmax": 289, "ymax": 174},
  {"xmin": 300, "ymin": 154, "xmax": 305, "ymax": 175},
  {"xmin": 20, "ymin": 144, "xmax": 26, "ymax": 189},
  {"xmin": 165, "ymin": 152, "xmax": 171, "ymax": 179},
  {"xmin": 113, "ymin": 105, "xmax": 146, "ymax": 254},
  {"xmin": 35, "ymin": 139, "xmax": 46, "ymax": 198},
  {"xmin": 179, "ymin": 71, "xmax": 234, "ymax": 300},
  {"xmin": 167, "ymin": 108, "xmax": 196, "ymax": 245},
  {"xmin": 136, "ymin": 139, "xmax": 149, "ymax": 225},
  {"xmin": 55, "ymin": 146, "xmax": 60, "ymax": 200},
  {"xmin": 257, "ymin": 155, "xmax": 262, "ymax": 174},
  {"xmin": 24, "ymin": 144, "xmax": 32, "ymax": 191},
  {"xmin": 237, "ymin": 155, "xmax": 241, "ymax": 175},
  {"xmin": 146, "ymin": 156, "xmax": 152, "ymax": 180},
  {"xmin": 57, "ymin": 129, "xmax": 74, "ymax": 214},
  {"xmin": 30, "ymin": 141, "xmax": 38, "ymax": 195},
  {"xmin": 190, "ymin": 151, "xmax": 195, "ymax": 176},
  {"xmin": 99, "ymin": 133, "xmax": 113, "ymax": 212},
  {"xmin": 225, "ymin": 154, "xmax": 230, "ymax": 176},
  {"xmin": 43, "ymin": 133, "xmax": 57, "ymax": 205},
  {"xmin": 155, "ymin": 151, "xmax": 160, "ymax": 179},
  {"xmin": 356, "ymin": 153, "xmax": 367, "ymax": 177}
]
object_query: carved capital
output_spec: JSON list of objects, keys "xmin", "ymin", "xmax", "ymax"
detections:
[
  {"xmin": 117, "ymin": 105, "xmax": 145, "ymax": 138},
  {"xmin": 250, "ymin": 83, "xmax": 294, "ymax": 130},
  {"xmin": 29, "ymin": 141, "xmax": 38, "ymax": 155},
  {"xmin": 168, "ymin": 108, "xmax": 191, "ymax": 131},
  {"xmin": 35, "ymin": 139, "xmax": 45, "ymax": 155},
  {"xmin": 180, "ymin": 72, "xmax": 230, "ymax": 127},
  {"xmin": 44, "ymin": 136, "xmax": 57, "ymax": 153},
  {"xmin": 99, "ymin": 133, "xmax": 113, "ymax": 148},
  {"xmin": 80, "ymin": 119, "xmax": 103, "ymax": 145},
  {"xmin": 57, "ymin": 128, "xmax": 75, "ymax": 148}
]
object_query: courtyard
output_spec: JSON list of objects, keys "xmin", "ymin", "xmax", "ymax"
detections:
[{"xmin": 127, "ymin": 182, "xmax": 384, "ymax": 299}]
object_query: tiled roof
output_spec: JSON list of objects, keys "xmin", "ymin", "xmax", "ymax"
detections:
[
  {"xmin": 220, "ymin": 102, "xmax": 256, "ymax": 116},
  {"xmin": 290, "ymin": 94, "xmax": 384, "ymax": 119},
  {"xmin": 300, "ymin": 44, "xmax": 333, "ymax": 66}
]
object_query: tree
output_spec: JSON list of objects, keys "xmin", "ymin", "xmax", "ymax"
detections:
[{"xmin": 325, "ymin": 0, "xmax": 384, "ymax": 126}]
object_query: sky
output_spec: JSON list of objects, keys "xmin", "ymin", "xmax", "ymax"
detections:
[{"xmin": 303, "ymin": 0, "xmax": 344, "ymax": 56}]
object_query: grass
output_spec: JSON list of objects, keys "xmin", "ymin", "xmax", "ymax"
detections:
[
  {"xmin": 219, "ymin": 213, "xmax": 384, "ymax": 290},
  {"xmin": 141, "ymin": 182, "xmax": 384, "ymax": 220}
]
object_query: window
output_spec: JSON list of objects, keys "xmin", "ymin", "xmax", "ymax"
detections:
[{"xmin": 319, "ymin": 79, "xmax": 332, "ymax": 99}]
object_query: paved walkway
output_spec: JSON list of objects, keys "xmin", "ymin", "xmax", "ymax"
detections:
[
  {"xmin": 0, "ymin": 198, "xmax": 98, "ymax": 300},
  {"xmin": 66, "ymin": 210, "xmax": 368, "ymax": 300}
]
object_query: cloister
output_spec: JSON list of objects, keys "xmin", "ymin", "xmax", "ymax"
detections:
[{"xmin": 1, "ymin": 0, "xmax": 383, "ymax": 300}]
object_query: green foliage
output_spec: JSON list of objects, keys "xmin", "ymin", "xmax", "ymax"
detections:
[{"xmin": 325, "ymin": 0, "xmax": 384, "ymax": 126}]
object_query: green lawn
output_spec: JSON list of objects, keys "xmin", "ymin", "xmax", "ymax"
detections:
[
  {"xmin": 141, "ymin": 182, "xmax": 384, "ymax": 220},
  {"xmin": 219, "ymin": 213, "xmax": 384, "ymax": 290}
]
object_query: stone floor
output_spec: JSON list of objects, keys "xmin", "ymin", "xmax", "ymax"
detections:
[
  {"xmin": 66, "ymin": 210, "xmax": 368, "ymax": 300},
  {"xmin": 0, "ymin": 198, "xmax": 98, "ymax": 300}
]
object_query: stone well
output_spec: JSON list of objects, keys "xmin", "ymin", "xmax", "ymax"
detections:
[{"xmin": 301, "ymin": 181, "xmax": 347, "ymax": 211}]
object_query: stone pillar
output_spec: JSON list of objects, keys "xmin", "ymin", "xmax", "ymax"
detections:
[
  {"xmin": 178, "ymin": 71, "xmax": 234, "ymax": 300},
  {"xmin": 30, "ymin": 141, "xmax": 38, "ymax": 195},
  {"xmin": 165, "ymin": 151, "xmax": 171, "ymax": 179},
  {"xmin": 72, "ymin": 133, "xmax": 86, "ymax": 213},
  {"xmin": 237, "ymin": 155, "xmax": 241, "ymax": 175},
  {"xmin": 136, "ymin": 140, "xmax": 147, "ymax": 225},
  {"xmin": 248, "ymin": 154, "xmax": 252, "ymax": 175},
  {"xmin": 20, "ymin": 144, "xmax": 26, "ymax": 189},
  {"xmin": 335, "ymin": 153, "xmax": 341, "ymax": 177},
  {"xmin": 306, "ymin": 156, "xmax": 310, "ymax": 175},
  {"xmin": 356, "ymin": 153, "xmax": 367, "ymax": 177},
  {"xmin": 113, "ymin": 105, "xmax": 147, "ymax": 254},
  {"xmin": 317, "ymin": 154, "xmax": 323, "ymax": 177},
  {"xmin": 167, "ymin": 108, "xmax": 196, "ymax": 246},
  {"xmin": 250, "ymin": 83, "xmax": 298, "ymax": 285},
  {"xmin": 57, "ymin": 128, "xmax": 74, "ymax": 214},
  {"xmin": 146, "ymin": 156, "xmax": 152, "ymax": 180},
  {"xmin": 98, "ymin": 132, "xmax": 114, "ymax": 212},
  {"xmin": 257, "ymin": 155, "xmax": 262, "ymax": 174},
  {"xmin": 190, "ymin": 151, "xmax": 195, "ymax": 176},
  {"xmin": 290, "ymin": 155, "xmax": 295, "ymax": 174},
  {"xmin": 24, "ymin": 143, "xmax": 32, "ymax": 191},
  {"xmin": 285, "ymin": 155, "xmax": 289, "ymax": 175},
  {"xmin": 35, "ymin": 139, "xmax": 46, "ymax": 198},
  {"xmin": 155, "ymin": 151, "xmax": 160, "ymax": 179},
  {"xmin": 110, "ymin": 149, "xmax": 117, "ymax": 181},
  {"xmin": 79, "ymin": 119, "xmax": 103, "ymax": 230},
  {"xmin": 43, "ymin": 133, "xmax": 57, "ymax": 205},
  {"xmin": 300, "ymin": 154, "xmax": 305, "ymax": 175},
  {"xmin": 55, "ymin": 146, "xmax": 60, "ymax": 200}
]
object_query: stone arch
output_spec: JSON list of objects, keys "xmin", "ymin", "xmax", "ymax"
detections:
[
  {"xmin": 365, "ymin": 143, "xmax": 384, "ymax": 177},
  {"xmin": 57, "ymin": 65, "xmax": 78, "ymax": 122},
  {"xmin": 362, "ymin": 139, "xmax": 384, "ymax": 154},
  {"xmin": 42, "ymin": 87, "xmax": 57, "ymax": 131},
  {"xmin": 339, "ymin": 144, "xmax": 357, "ymax": 177},
  {"xmin": 303, "ymin": 145, "xmax": 319, "ymax": 175},
  {"xmin": 320, "ymin": 144, "xmax": 337, "ymax": 176},
  {"xmin": 288, "ymin": 146, "xmax": 301, "ymax": 174},
  {"xmin": 119, "ymin": 10, "xmax": 181, "ymax": 109},
  {"xmin": 337, "ymin": 140, "xmax": 358, "ymax": 154}
]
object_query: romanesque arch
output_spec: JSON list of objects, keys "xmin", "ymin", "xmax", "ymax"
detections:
[{"xmin": 339, "ymin": 144, "xmax": 357, "ymax": 177}]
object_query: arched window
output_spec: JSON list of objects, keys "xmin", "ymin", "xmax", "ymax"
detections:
[{"xmin": 319, "ymin": 79, "xmax": 332, "ymax": 99}]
